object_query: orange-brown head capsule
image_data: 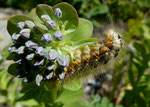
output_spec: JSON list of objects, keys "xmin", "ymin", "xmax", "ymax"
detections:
[{"xmin": 105, "ymin": 29, "xmax": 123, "ymax": 50}]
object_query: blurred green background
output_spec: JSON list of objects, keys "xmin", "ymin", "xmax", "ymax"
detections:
[{"xmin": 0, "ymin": 0, "xmax": 150, "ymax": 107}]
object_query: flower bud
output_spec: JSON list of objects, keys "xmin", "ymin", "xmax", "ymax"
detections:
[
  {"xmin": 25, "ymin": 20, "xmax": 35, "ymax": 29},
  {"xmin": 8, "ymin": 47, "xmax": 11, "ymax": 52},
  {"xmin": 25, "ymin": 41, "xmax": 38, "ymax": 50},
  {"xmin": 47, "ymin": 64, "xmax": 55, "ymax": 71},
  {"xmin": 26, "ymin": 53, "xmax": 34, "ymax": 60},
  {"xmin": 46, "ymin": 72, "xmax": 53, "ymax": 80},
  {"xmin": 8, "ymin": 47, "xmax": 17, "ymax": 53},
  {"xmin": 24, "ymin": 78, "xmax": 28, "ymax": 83},
  {"xmin": 41, "ymin": 15, "xmax": 51, "ymax": 22},
  {"xmin": 16, "ymin": 59, "xmax": 22, "ymax": 64},
  {"xmin": 57, "ymin": 55, "xmax": 70, "ymax": 67},
  {"xmin": 34, "ymin": 59, "xmax": 44, "ymax": 66},
  {"xmin": 12, "ymin": 33, "xmax": 21, "ymax": 41},
  {"xmin": 17, "ymin": 46, "xmax": 25, "ymax": 54},
  {"xmin": 41, "ymin": 33, "xmax": 52, "ymax": 44},
  {"xmin": 54, "ymin": 31, "xmax": 63, "ymax": 41},
  {"xmin": 59, "ymin": 72, "xmax": 65, "ymax": 80},
  {"xmin": 54, "ymin": 8, "xmax": 62, "ymax": 18},
  {"xmin": 46, "ymin": 20, "xmax": 56, "ymax": 30},
  {"xmin": 17, "ymin": 22, "xmax": 25, "ymax": 29},
  {"xmin": 36, "ymin": 74, "xmax": 43, "ymax": 86},
  {"xmin": 20, "ymin": 28, "xmax": 31, "ymax": 38},
  {"xmin": 48, "ymin": 49, "xmax": 58, "ymax": 61},
  {"xmin": 10, "ymin": 43, "xmax": 15, "ymax": 47},
  {"xmin": 16, "ymin": 74, "xmax": 21, "ymax": 78},
  {"xmin": 36, "ymin": 47, "xmax": 47, "ymax": 56}
]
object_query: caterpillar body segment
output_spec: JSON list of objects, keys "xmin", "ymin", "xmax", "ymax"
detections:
[
  {"xmin": 74, "ymin": 49, "xmax": 82, "ymax": 66},
  {"xmin": 82, "ymin": 45, "xmax": 91, "ymax": 62},
  {"xmin": 91, "ymin": 42, "xmax": 101, "ymax": 57}
]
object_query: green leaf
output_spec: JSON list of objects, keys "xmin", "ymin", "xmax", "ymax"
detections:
[
  {"xmin": 100, "ymin": 97, "xmax": 110, "ymax": 107},
  {"xmin": 8, "ymin": 63, "xmax": 19, "ymax": 76},
  {"xmin": 18, "ymin": 99, "xmax": 39, "ymax": 106},
  {"xmin": 142, "ymin": 25, "xmax": 150, "ymax": 39},
  {"xmin": 36, "ymin": 4, "xmax": 54, "ymax": 21},
  {"xmin": 0, "ymin": 68, "xmax": 11, "ymax": 89},
  {"xmin": 71, "ymin": 18, "xmax": 93, "ymax": 42},
  {"xmin": 1, "ymin": 45, "xmax": 10, "ymax": 60},
  {"xmin": 90, "ymin": 94, "xmax": 101, "ymax": 105},
  {"xmin": 8, "ymin": 79, "xmax": 20, "ymax": 104},
  {"xmin": 7, "ymin": 15, "xmax": 34, "ymax": 35},
  {"xmin": 53, "ymin": 2, "xmax": 78, "ymax": 29},
  {"xmin": 73, "ymin": 38, "xmax": 101, "ymax": 46},
  {"xmin": 28, "ymin": 8, "xmax": 41, "ymax": 22},
  {"xmin": 87, "ymin": 4, "xmax": 108, "ymax": 18},
  {"xmin": 6, "ymin": 53, "xmax": 16, "ymax": 60},
  {"xmin": 19, "ymin": 81, "xmax": 57, "ymax": 104},
  {"xmin": 63, "ymin": 78, "xmax": 82, "ymax": 91},
  {"xmin": 56, "ymin": 88, "xmax": 83, "ymax": 104},
  {"xmin": 29, "ymin": 8, "xmax": 48, "ymax": 31},
  {"xmin": 133, "ymin": 42, "xmax": 146, "ymax": 54}
]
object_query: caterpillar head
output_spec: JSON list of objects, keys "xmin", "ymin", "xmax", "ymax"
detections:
[{"xmin": 105, "ymin": 29, "xmax": 123, "ymax": 51}]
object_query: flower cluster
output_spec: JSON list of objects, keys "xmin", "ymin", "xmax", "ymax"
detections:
[{"xmin": 8, "ymin": 6, "xmax": 71, "ymax": 86}]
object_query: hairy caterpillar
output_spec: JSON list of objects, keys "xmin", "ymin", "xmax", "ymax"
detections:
[{"xmin": 64, "ymin": 30, "xmax": 123, "ymax": 79}]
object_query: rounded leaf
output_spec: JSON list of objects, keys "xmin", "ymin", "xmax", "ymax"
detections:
[
  {"xmin": 36, "ymin": 4, "xmax": 53, "ymax": 21},
  {"xmin": 63, "ymin": 78, "xmax": 82, "ymax": 91},
  {"xmin": 53, "ymin": 2, "xmax": 78, "ymax": 29},
  {"xmin": 56, "ymin": 88, "xmax": 83, "ymax": 104},
  {"xmin": 7, "ymin": 15, "xmax": 34, "ymax": 35},
  {"xmin": 8, "ymin": 63, "xmax": 19, "ymax": 75},
  {"xmin": 71, "ymin": 18, "xmax": 93, "ymax": 42},
  {"xmin": 73, "ymin": 38, "xmax": 101, "ymax": 46}
]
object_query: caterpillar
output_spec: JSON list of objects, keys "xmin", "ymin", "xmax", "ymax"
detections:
[{"xmin": 63, "ymin": 29, "xmax": 123, "ymax": 79}]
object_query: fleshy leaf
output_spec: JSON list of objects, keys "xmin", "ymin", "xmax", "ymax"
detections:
[
  {"xmin": 72, "ymin": 38, "xmax": 101, "ymax": 46},
  {"xmin": 7, "ymin": 15, "xmax": 34, "ymax": 35},
  {"xmin": 36, "ymin": 4, "xmax": 53, "ymax": 21},
  {"xmin": 63, "ymin": 78, "xmax": 82, "ymax": 91},
  {"xmin": 6, "ymin": 53, "xmax": 16, "ymax": 60},
  {"xmin": 71, "ymin": 18, "xmax": 93, "ymax": 42},
  {"xmin": 8, "ymin": 63, "xmax": 27, "ymax": 78},
  {"xmin": 56, "ymin": 88, "xmax": 83, "ymax": 104},
  {"xmin": 1, "ymin": 45, "xmax": 9, "ymax": 59},
  {"xmin": 28, "ymin": 8, "xmax": 42, "ymax": 22},
  {"xmin": 53, "ymin": 2, "xmax": 78, "ymax": 29},
  {"xmin": 8, "ymin": 63, "xmax": 19, "ymax": 76},
  {"xmin": 19, "ymin": 81, "xmax": 57, "ymax": 104},
  {"xmin": 18, "ymin": 99, "xmax": 38, "ymax": 106}
]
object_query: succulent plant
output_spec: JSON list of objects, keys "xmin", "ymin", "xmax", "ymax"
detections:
[{"xmin": 7, "ymin": 2, "xmax": 123, "ymax": 87}]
